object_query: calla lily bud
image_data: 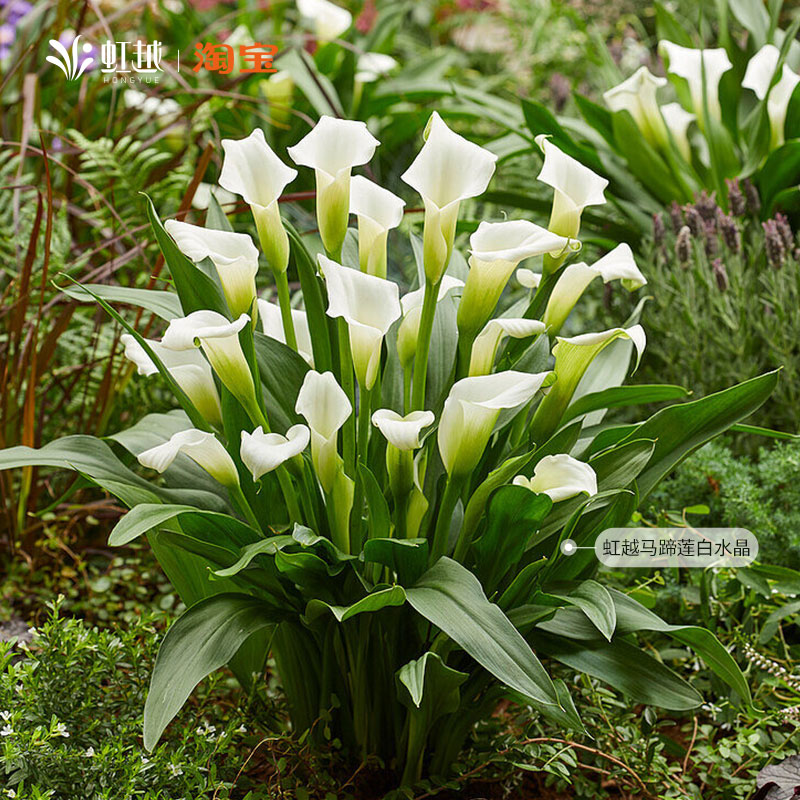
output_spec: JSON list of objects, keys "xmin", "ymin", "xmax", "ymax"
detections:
[
  {"xmin": 372, "ymin": 409, "xmax": 434, "ymax": 498},
  {"xmin": 355, "ymin": 53, "xmax": 398, "ymax": 84},
  {"xmin": 318, "ymin": 255, "xmax": 401, "ymax": 388},
  {"xmin": 261, "ymin": 71, "xmax": 294, "ymax": 126},
  {"xmin": 120, "ymin": 334, "xmax": 223, "ymax": 427},
  {"xmin": 240, "ymin": 424, "xmax": 310, "ymax": 481},
  {"xmin": 468, "ymin": 318, "xmax": 546, "ymax": 376},
  {"xmin": 603, "ymin": 66, "xmax": 668, "ymax": 148},
  {"xmin": 543, "ymin": 244, "xmax": 646, "ymax": 333},
  {"xmin": 457, "ymin": 220, "xmax": 577, "ymax": 337},
  {"xmin": 513, "ymin": 454, "xmax": 597, "ymax": 502},
  {"xmin": 297, "ymin": 0, "xmax": 351, "ymax": 42},
  {"xmin": 438, "ymin": 370, "xmax": 551, "ymax": 478},
  {"xmin": 219, "ymin": 129, "xmax": 297, "ymax": 274},
  {"xmin": 349, "ymin": 175, "xmax": 405, "ymax": 278},
  {"xmin": 257, "ymin": 298, "xmax": 314, "ymax": 366},
  {"xmin": 401, "ymin": 112, "xmax": 497, "ymax": 283},
  {"xmin": 161, "ymin": 311, "xmax": 259, "ymax": 417},
  {"xmin": 288, "ymin": 116, "xmax": 379, "ymax": 257},
  {"xmin": 138, "ymin": 429, "xmax": 239, "ymax": 488},
  {"xmin": 517, "ymin": 268, "xmax": 542, "ymax": 290},
  {"xmin": 659, "ymin": 41, "xmax": 732, "ymax": 127},
  {"xmin": 164, "ymin": 221, "xmax": 259, "ymax": 317},
  {"xmin": 295, "ymin": 370, "xmax": 352, "ymax": 493},
  {"xmin": 397, "ymin": 276, "xmax": 463, "ymax": 368},
  {"xmin": 743, "ymin": 44, "xmax": 800, "ymax": 149},
  {"xmin": 660, "ymin": 102, "xmax": 696, "ymax": 161},
  {"xmin": 536, "ymin": 135, "xmax": 608, "ymax": 242}
]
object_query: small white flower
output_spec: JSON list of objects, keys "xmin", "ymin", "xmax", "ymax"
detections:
[
  {"xmin": 297, "ymin": 0, "xmax": 352, "ymax": 42},
  {"xmin": 513, "ymin": 454, "xmax": 598, "ymax": 502},
  {"xmin": 0, "ymin": 725, "xmax": 13, "ymax": 737},
  {"xmin": 167, "ymin": 763, "xmax": 184, "ymax": 777},
  {"xmin": 0, "ymin": 711, "xmax": 10, "ymax": 721},
  {"xmin": 85, "ymin": 746, "xmax": 96, "ymax": 757},
  {"xmin": 356, "ymin": 52, "xmax": 398, "ymax": 83},
  {"xmin": 468, "ymin": 318, "xmax": 546, "ymax": 376},
  {"xmin": 53, "ymin": 721, "xmax": 70, "ymax": 738}
]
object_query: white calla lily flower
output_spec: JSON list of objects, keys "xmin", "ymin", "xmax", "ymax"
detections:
[
  {"xmin": 356, "ymin": 52, "xmax": 398, "ymax": 84},
  {"xmin": 397, "ymin": 276, "xmax": 463, "ymax": 367},
  {"xmin": 257, "ymin": 298, "xmax": 314, "ymax": 366},
  {"xmin": 120, "ymin": 334, "xmax": 223, "ymax": 426},
  {"xmin": 138, "ymin": 429, "xmax": 239, "ymax": 487},
  {"xmin": 543, "ymin": 244, "xmax": 646, "ymax": 332},
  {"xmin": 513, "ymin": 454, "xmax": 597, "ymax": 502},
  {"xmin": 743, "ymin": 44, "xmax": 800, "ymax": 148},
  {"xmin": 349, "ymin": 175, "xmax": 405, "ymax": 278},
  {"xmin": 261, "ymin": 71, "xmax": 294, "ymax": 125},
  {"xmin": 164, "ymin": 220, "xmax": 259, "ymax": 317},
  {"xmin": 318, "ymin": 254, "xmax": 401, "ymax": 388},
  {"xmin": 191, "ymin": 183, "xmax": 236, "ymax": 211},
  {"xmin": 516, "ymin": 268, "xmax": 542, "ymax": 290},
  {"xmin": 603, "ymin": 66, "xmax": 669, "ymax": 147},
  {"xmin": 659, "ymin": 41, "xmax": 732, "ymax": 126},
  {"xmin": 401, "ymin": 112, "xmax": 498, "ymax": 283},
  {"xmin": 535, "ymin": 135, "xmax": 608, "ymax": 240},
  {"xmin": 295, "ymin": 370, "xmax": 352, "ymax": 493},
  {"xmin": 458, "ymin": 219, "xmax": 578, "ymax": 336},
  {"xmin": 240, "ymin": 424, "xmax": 310, "ymax": 481},
  {"xmin": 469, "ymin": 318, "xmax": 546, "ymax": 376},
  {"xmin": 371, "ymin": 409, "xmax": 434, "ymax": 451},
  {"xmin": 219, "ymin": 129, "xmax": 297, "ymax": 273},
  {"xmin": 297, "ymin": 0, "xmax": 352, "ymax": 41},
  {"xmin": 660, "ymin": 102, "xmax": 696, "ymax": 161},
  {"xmin": 288, "ymin": 116, "xmax": 379, "ymax": 256},
  {"xmin": 438, "ymin": 370, "xmax": 552, "ymax": 477}
]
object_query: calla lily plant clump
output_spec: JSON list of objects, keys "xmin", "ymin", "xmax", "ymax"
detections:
[{"xmin": 0, "ymin": 111, "xmax": 779, "ymax": 786}]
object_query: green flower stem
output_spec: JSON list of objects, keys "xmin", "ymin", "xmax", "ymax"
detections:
[
  {"xmin": 337, "ymin": 319, "xmax": 357, "ymax": 476},
  {"xmin": 394, "ymin": 493, "xmax": 408, "ymax": 539},
  {"xmin": 430, "ymin": 476, "xmax": 464, "ymax": 564},
  {"xmin": 274, "ymin": 269, "xmax": 298, "ymax": 351},
  {"xmin": 455, "ymin": 328, "xmax": 477, "ymax": 380},
  {"xmin": 298, "ymin": 462, "xmax": 321, "ymax": 533},
  {"xmin": 229, "ymin": 483, "xmax": 262, "ymax": 531},
  {"xmin": 402, "ymin": 365, "xmax": 412, "ymax": 415},
  {"xmin": 350, "ymin": 382, "xmax": 372, "ymax": 552},
  {"xmin": 411, "ymin": 278, "xmax": 440, "ymax": 410}
]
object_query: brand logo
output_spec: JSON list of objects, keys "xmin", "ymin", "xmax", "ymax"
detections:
[{"xmin": 46, "ymin": 35, "xmax": 95, "ymax": 81}]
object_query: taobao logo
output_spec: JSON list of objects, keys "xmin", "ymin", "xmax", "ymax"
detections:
[{"xmin": 47, "ymin": 35, "xmax": 95, "ymax": 80}]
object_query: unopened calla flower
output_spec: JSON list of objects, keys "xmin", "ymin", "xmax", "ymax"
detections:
[
  {"xmin": 295, "ymin": 370, "xmax": 352, "ymax": 493},
  {"xmin": 742, "ymin": 44, "xmax": 800, "ymax": 149},
  {"xmin": 349, "ymin": 175, "xmax": 405, "ymax": 278},
  {"xmin": 468, "ymin": 318, "xmax": 546, "ymax": 376},
  {"xmin": 297, "ymin": 0, "xmax": 352, "ymax": 42},
  {"xmin": 355, "ymin": 52, "xmax": 398, "ymax": 84},
  {"xmin": 517, "ymin": 268, "xmax": 542, "ymax": 290},
  {"xmin": 603, "ymin": 66, "xmax": 668, "ymax": 148},
  {"xmin": 191, "ymin": 183, "xmax": 236, "ymax": 211},
  {"xmin": 438, "ymin": 370, "xmax": 552, "ymax": 477},
  {"xmin": 257, "ymin": 298, "xmax": 314, "ymax": 366},
  {"xmin": 240, "ymin": 424, "xmax": 310, "ymax": 481},
  {"xmin": 372, "ymin": 409, "xmax": 434, "ymax": 498},
  {"xmin": 138, "ymin": 429, "xmax": 239, "ymax": 487},
  {"xmin": 660, "ymin": 102, "xmax": 696, "ymax": 161},
  {"xmin": 536, "ymin": 135, "xmax": 608, "ymax": 242},
  {"xmin": 458, "ymin": 219, "xmax": 578, "ymax": 336},
  {"xmin": 120, "ymin": 334, "xmax": 223, "ymax": 427},
  {"xmin": 219, "ymin": 129, "xmax": 297, "ymax": 274},
  {"xmin": 288, "ymin": 116, "xmax": 379, "ymax": 256},
  {"xmin": 397, "ymin": 275, "xmax": 463, "ymax": 367},
  {"xmin": 401, "ymin": 112, "xmax": 498, "ymax": 283},
  {"xmin": 543, "ymin": 244, "xmax": 646, "ymax": 332},
  {"xmin": 161, "ymin": 311, "xmax": 259, "ymax": 418},
  {"xmin": 513, "ymin": 454, "xmax": 597, "ymax": 502},
  {"xmin": 261, "ymin": 71, "xmax": 294, "ymax": 126},
  {"xmin": 164, "ymin": 221, "xmax": 259, "ymax": 317},
  {"xmin": 659, "ymin": 41, "xmax": 732, "ymax": 127},
  {"xmin": 318, "ymin": 255, "xmax": 401, "ymax": 388}
]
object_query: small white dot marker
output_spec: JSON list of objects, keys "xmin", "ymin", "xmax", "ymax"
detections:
[
  {"xmin": 561, "ymin": 539, "xmax": 577, "ymax": 556},
  {"xmin": 83, "ymin": 42, "xmax": 94, "ymax": 53}
]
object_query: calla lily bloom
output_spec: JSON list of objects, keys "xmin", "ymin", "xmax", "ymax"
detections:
[
  {"xmin": 161, "ymin": 311, "xmax": 259, "ymax": 418},
  {"xmin": 356, "ymin": 52, "xmax": 398, "ymax": 84},
  {"xmin": 295, "ymin": 370, "xmax": 352, "ymax": 493},
  {"xmin": 401, "ymin": 112, "xmax": 498, "ymax": 283},
  {"xmin": 517, "ymin": 268, "xmax": 542, "ymax": 290},
  {"xmin": 660, "ymin": 102, "xmax": 696, "ymax": 161},
  {"xmin": 397, "ymin": 276, "xmax": 463, "ymax": 368},
  {"xmin": 297, "ymin": 0, "xmax": 352, "ymax": 42},
  {"xmin": 742, "ymin": 44, "xmax": 800, "ymax": 148},
  {"xmin": 288, "ymin": 116, "xmax": 379, "ymax": 256},
  {"xmin": 603, "ymin": 66, "xmax": 668, "ymax": 148},
  {"xmin": 138, "ymin": 429, "xmax": 239, "ymax": 487},
  {"xmin": 659, "ymin": 41, "xmax": 732, "ymax": 126},
  {"xmin": 469, "ymin": 318, "xmax": 546, "ymax": 376},
  {"xmin": 240, "ymin": 424, "xmax": 310, "ymax": 481},
  {"xmin": 458, "ymin": 219, "xmax": 577, "ymax": 336},
  {"xmin": 164, "ymin": 220, "xmax": 259, "ymax": 317},
  {"xmin": 349, "ymin": 175, "xmax": 405, "ymax": 278},
  {"xmin": 120, "ymin": 334, "xmax": 223, "ymax": 426},
  {"xmin": 543, "ymin": 244, "xmax": 646, "ymax": 332},
  {"xmin": 219, "ymin": 129, "xmax": 297, "ymax": 273},
  {"xmin": 261, "ymin": 71, "xmax": 294, "ymax": 126},
  {"xmin": 513, "ymin": 454, "xmax": 597, "ymax": 502},
  {"xmin": 257, "ymin": 298, "xmax": 314, "ymax": 366},
  {"xmin": 318, "ymin": 255, "xmax": 401, "ymax": 389},
  {"xmin": 536, "ymin": 135, "xmax": 608, "ymax": 241},
  {"xmin": 372, "ymin": 409, "xmax": 434, "ymax": 499},
  {"xmin": 438, "ymin": 370, "xmax": 552, "ymax": 477},
  {"xmin": 191, "ymin": 183, "xmax": 236, "ymax": 211}
]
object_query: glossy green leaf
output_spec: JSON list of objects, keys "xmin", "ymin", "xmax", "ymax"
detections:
[
  {"xmin": 563, "ymin": 384, "xmax": 690, "ymax": 423},
  {"xmin": 306, "ymin": 585, "xmax": 406, "ymax": 623},
  {"xmin": 61, "ymin": 284, "xmax": 182, "ymax": 320},
  {"xmin": 363, "ymin": 538, "xmax": 429, "ymax": 585},
  {"xmin": 550, "ymin": 580, "xmax": 616, "ymax": 641}
]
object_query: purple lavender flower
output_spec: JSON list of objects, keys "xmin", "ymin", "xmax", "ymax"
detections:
[
  {"xmin": 0, "ymin": 0, "xmax": 32, "ymax": 59},
  {"xmin": 676, "ymin": 226, "xmax": 692, "ymax": 265},
  {"xmin": 711, "ymin": 258, "xmax": 729, "ymax": 291}
]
